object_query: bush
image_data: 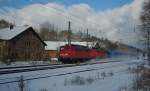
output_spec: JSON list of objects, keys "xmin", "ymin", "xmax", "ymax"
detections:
[
  {"xmin": 71, "ymin": 76, "xmax": 86, "ymax": 85},
  {"xmin": 132, "ymin": 66, "xmax": 150, "ymax": 91},
  {"xmin": 39, "ymin": 88, "xmax": 48, "ymax": 91},
  {"xmin": 66, "ymin": 75, "xmax": 96, "ymax": 86}
]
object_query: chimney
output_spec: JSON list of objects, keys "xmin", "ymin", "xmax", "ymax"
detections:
[{"xmin": 10, "ymin": 25, "xmax": 14, "ymax": 30}]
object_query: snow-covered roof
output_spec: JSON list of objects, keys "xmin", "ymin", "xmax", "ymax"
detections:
[
  {"xmin": 45, "ymin": 41, "xmax": 94, "ymax": 50},
  {"xmin": 0, "ymin": 26, "xmax": 30, "ymax": 40}
]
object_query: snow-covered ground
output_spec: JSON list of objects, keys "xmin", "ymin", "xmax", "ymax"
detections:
[
  {"xmin": 0, "ymin": 61, "xmax": 55, "ymax": 68},
  {"xmin": 0, "ymin": 56, "xmax": 144, "ymax": 91},
  {"xmin": 0, "ymin": 55, "xmax": 137, "ymax": 68}
]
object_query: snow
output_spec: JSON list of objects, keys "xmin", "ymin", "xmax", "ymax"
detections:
[
  {"xmin": 0, "ymin": 61, "xmax": 50, "ymax": 68},
  {"xmin": 0, "ymin": 57, "xmax": 144, "ymax": 91},
  {"xmin": 0, "ymin": 26, "xmax": 30, "ymax": 40},
  {"xmin": 44, "ymin": 41, "xmax": 94, "ymax": 50}
]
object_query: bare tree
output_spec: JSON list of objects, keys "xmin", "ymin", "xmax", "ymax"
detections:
[
  {"xmin": 39, "ymin": 22, "xmax": 58, "ymax": 41},
  {"xmin": 140, "ymin": 0, "xmax": 150, "ymax": 65},
  {"xmin": 0, "ymin": 19, "xmax": 12, "ymax": 29}
]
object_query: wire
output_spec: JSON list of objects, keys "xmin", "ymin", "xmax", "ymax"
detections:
[
  {"xmin": 0, "ymin": 80, "xmax": 19, "ymax": 85},
  {"xmin": 0, "ymin": 77, "xmax": 18, "ymax": 81},
  {"xmin": 41, "ymin": 4, "xmax": 101, "ymax": 32}
]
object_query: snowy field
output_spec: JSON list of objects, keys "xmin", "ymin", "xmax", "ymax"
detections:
[{"xmin": 0, "ymin": 57, "xmax": 144, "ymax": 91}]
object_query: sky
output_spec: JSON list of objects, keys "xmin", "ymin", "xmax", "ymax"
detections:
[
  {"xmin": 0, "ymin": 0, "xmax": 133, "ymax": 10},
  {"xmin": 0, "ymin": 0, "xmax": 146, "ymax": 47}
]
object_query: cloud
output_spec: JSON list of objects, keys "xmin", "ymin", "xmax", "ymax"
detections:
[{"xmin": 0, "ymin": 0, "xmax": 145, "ymax": 47}]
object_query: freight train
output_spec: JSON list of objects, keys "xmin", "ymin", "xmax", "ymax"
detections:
[{"xmin": 58, "ymin": 44, "xmax": 106, "ymax": 63}]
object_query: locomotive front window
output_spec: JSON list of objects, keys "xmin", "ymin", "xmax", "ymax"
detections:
[{"xmin": 60, "ymin": 46, "xmax": 65, "ymax": 50}]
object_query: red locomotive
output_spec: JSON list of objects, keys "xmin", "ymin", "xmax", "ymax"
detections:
[{"xmin": 58, "ymin": 44, "xmax": 106, "ymax": 63}]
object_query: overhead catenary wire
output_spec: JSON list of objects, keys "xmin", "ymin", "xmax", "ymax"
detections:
[
  {"xmin": 1, "ymin": 2, "xmax": 102, "ymax": 37},
  {"xmin": 0, "ymin": 76, "xmax": 19, "ymax": 81},
  {"xmin": 42, "ymin": 5, "xmax": 87, "ymax": 29},
  {"xmin": 41, "ymin": 4, "xmax": 101, "ymax": 33},
  {"xmin": 34, "ymin": 4, "xmax": 103, "ymax": 39}
]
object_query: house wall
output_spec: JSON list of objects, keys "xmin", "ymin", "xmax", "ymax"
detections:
[
  {"xmin": 0, "ymin": 41, "xmax": 8, "ymax": 61},
  {"xmin": 2, "ymin": 28, "xmax": 46, "ymax": 61},
  {"xmin": 45, "ymin": 50, "xmax": 58, "ymax": 59},
  {"xmin": 0, "ymin": 41, "xmax": 3, "ymax": 60}
]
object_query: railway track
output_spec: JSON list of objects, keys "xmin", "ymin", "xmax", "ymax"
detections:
[
  {"xmin": 0, "ymin": 59, "xmax": 141, "ymax": 85},
  {"xmin": 0, "ymin": 63, "xmax": 60, "ymax": 70},
  {"xmin": 0, "ymin": 60, "xmax": 121, "ymax": 75}
]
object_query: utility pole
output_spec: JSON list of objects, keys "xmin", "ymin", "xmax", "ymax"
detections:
[
  {"xmin": 86, "ymin": 29, "xmax": 89, "ymax": 47},
  {"xmin": 19, "ymin": 75, "xmax": 24, "ymax": 91},
  {"xmin": 147, "ymin": 30, "xmax": 150, "ymax": 65},
  {"xmin": 56, "ymin": 27, "xmax": 58, "ymax": 41},
  {"xmin": 68, "ymin": 21, "xmax": 71, "ymax": 46}
]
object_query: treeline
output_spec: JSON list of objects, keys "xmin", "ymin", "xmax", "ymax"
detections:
[
  {"xmin": 127, "ymin": 1, "xmax": 150, "ymax": 91},
  {"xmin": 0, "ymin": 19, "xmax": 12, "ymax": 29},
  {"xmin": 39, "ymin": 22, "xmax": 97, "ymax": 41},
  {"xmin": 0, "ymin": 20, "xmax": 119, "ymax": 50}
]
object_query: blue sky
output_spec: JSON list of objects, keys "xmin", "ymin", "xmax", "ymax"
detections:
[
  {"xmin": 0, "ymin": 0, "xmax": 133, "ymax": 10},
  {"xmin": 0, "ymin": 0, "xmax": 142, "ymax": 46}
]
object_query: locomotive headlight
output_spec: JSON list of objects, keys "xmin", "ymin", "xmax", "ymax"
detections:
[
  {"xmin": 60, "ymin": 53, "xmax": 69, "ymax": 56},
  {"xmin": 64, "ymin": 53, "xmax": 69, "ymax": 56}
]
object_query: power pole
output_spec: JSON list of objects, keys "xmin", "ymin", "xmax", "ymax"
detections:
[
  {"xmin": 147, "ymin": 30, "xmax": 150, "ymax": 65},
  {"xmin": 19, "ymin": 75, "xmax": 24, "ymax": 91},
  {"xmin": 86, "ymin": 29, "xmax": 89, "ymax": 47},
  {"xmin": 56, "ymin": 27, "xmax": 58, "ymax": 41},
  {"xmin": 68, "ymin": 21, "xmax": 71, "ymax": 46}
]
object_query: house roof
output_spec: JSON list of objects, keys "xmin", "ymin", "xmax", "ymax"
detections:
[
  {"xmin": 0, "ymin": 26, "xmax": 46, "ymax": 45},
  {"xmin": 0, "ymin": 26, "xmax": 30, "ymax": 40},
  {"xmin": 44, "ymin": 41, "xmax": 94, "ymax": 50}
]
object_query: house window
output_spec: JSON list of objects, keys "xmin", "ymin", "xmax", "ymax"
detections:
[
  {"xmin": 15, "ymin": 53, "xmax": 18, "ymax": 58},
  {"xmin": 25, "ymin": 42, "xmax": 30, "ymax": 46}
]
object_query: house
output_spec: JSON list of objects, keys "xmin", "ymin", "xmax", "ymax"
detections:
[
  {"xmin": 0, "ymin": 25, "xmax": 46, "ymax": 62},
  {"xmin": 44, "ymin": 41, "xmax": 94, "ymax": 61}
]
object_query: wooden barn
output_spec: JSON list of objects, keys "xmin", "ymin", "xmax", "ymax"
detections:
[{"xmin": 0, "ymin": 25, "xmax": 46, "ymax": 62}]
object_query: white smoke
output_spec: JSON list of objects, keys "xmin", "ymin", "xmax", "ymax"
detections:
[{"xmin": 0, "ymin": 0, "xmax": 145, "ymax": 47}]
